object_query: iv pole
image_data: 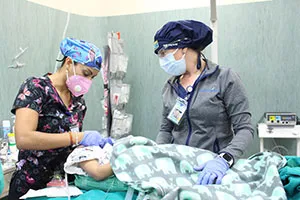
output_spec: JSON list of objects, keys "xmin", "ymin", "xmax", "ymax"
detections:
[{"xmin": 210, "ymin": 0, "xmax": 218, "ymax": 63}]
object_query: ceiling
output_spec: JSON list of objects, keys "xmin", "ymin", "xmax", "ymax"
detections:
[{"xmin": 27, "ymin": 0, "xmax": 271, "ymax": 17}]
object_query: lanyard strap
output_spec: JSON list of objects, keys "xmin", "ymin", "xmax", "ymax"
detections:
[{"xmin": 184, "ymin": 66, "xmax": 207, "ymax": 101}]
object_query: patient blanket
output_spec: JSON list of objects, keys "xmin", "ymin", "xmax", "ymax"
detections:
[{"xmin": 110, "ymin": 136, "xmax": 287, "ymax": 200}]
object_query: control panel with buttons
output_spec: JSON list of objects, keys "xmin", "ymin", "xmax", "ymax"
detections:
[{"xmin": 265, "ymin": 112, "xmax": 297, "ymax": 126}]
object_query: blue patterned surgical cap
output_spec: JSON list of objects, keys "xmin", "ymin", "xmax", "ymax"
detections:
[{"xmin": 60, "ymin": 37, "xmax": 102, "ymax": 71}]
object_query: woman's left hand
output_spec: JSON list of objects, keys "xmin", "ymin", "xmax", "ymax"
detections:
[
  {"xmin": 80, "ymin": 130, "xmax": 104, "ymax": 146},
  {"xmin": 194, "ymin": 156, "xmax": 229, "ymax": 185},
  {"xmin": 80, "ymin": 130, "xmax": 114, "ymax": 148},
  {"xmin": 100, "ymin": 137, "xmax": 114, "ymax": 148}
]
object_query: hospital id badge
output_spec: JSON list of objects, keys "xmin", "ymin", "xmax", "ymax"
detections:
[
  {"xmin": 70, "ymin": 124, "xmax": 79, "ymax": 132},
  {"xmin": 167, "ymin": 97, "xmax": 187, "ymax": 125}
]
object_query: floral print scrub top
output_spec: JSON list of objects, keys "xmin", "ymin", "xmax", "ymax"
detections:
[{"xmin": 9, "ymin": 74, "xmax": 87, "ymax": 198}]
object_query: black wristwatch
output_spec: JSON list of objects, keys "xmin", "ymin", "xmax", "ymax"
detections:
[{"xmin": 218, "ymin": 152, "xmax": 234, "ymax": 167}]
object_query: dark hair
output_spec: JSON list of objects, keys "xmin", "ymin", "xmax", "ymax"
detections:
[{"xmin": 56, "ymin": 56, "xmax": 78, "ymax": 68}]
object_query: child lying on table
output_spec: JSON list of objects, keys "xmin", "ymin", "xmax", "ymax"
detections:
[
  {"xmin": 64, "ymin": 143, "xmax": 114, "ymax": 180},
  {"xmin": 64, "ymin": 141, "xmax": 130, "ymax": 193}
]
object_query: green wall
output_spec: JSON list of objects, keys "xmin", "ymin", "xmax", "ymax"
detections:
[
  {"xmin": 0, "ymin": 0, "xmax": 108, "ymax": 135},
  {"xmin": 1, "ymin": 0, "xmax": 299, "ymax": 157}
]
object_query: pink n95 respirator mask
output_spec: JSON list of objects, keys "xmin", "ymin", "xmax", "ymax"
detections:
[{"xmin": 66, "ymin": 63, "xmax": 92, "ymax": 97}]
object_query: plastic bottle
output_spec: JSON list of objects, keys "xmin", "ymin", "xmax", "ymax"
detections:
[
  {"xmin": 2, "ymin": 120, "xmax": 11, "ymax": 139},
  {"xmin": 11, "ymin": 116, "xmax": 16, "ymax": 134},
  {"xmin": 8, "ymin": 133, "xmax": 17, "ymax": 153},
  {"xmin": 0, "ymin": 120, "xmax": 11, "ymax": 163}
]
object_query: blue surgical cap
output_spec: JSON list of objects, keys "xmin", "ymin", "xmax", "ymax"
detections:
[
  {"xmin": 154, "ymin": 20, "xmax": 213, "ymax": 54},
  {"xmin": 60, "ymin": 37, "xmax": 102, "ymax": 71}
]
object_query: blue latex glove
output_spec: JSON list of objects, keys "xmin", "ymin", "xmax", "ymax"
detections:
[
  {"xmin": 99, "ymin": 137, "xmax": 115, "ymax": 148},
  {"xmin": 79, "ymin": 130, "xmax": 103, "ymax": 146},
  {"xmin": 79, "ymin": 131, "xmax": 114, "ymax": 148},
  {"xmin": 194, "ymin": 156, "xmax": 229, "ymax": 185}
]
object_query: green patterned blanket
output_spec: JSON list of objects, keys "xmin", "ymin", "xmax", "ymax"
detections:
[{"xmin": 110, "ymin": 136, "xmax": 287, "ymax": 200}]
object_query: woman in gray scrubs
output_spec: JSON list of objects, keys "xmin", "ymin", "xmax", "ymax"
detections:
[{"xmin": 154, "ymin": 20, "xmax": 254, "ymax": 185}]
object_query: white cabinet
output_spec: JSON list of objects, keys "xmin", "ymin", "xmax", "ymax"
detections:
[{"xmin": 258, "ymin": 123, "xmax": 300, "ymax": 156}]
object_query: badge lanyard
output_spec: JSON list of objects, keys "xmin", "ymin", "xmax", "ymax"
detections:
[
  {"xmin": 167, "ymin": 66, "xmax": 207, "ymax": 125},
  {"xmin": 70, "ymin": 125, "xmax": 79, "ymax": 132},
  {"xmin": 66, "ymin": 110, "xmax": 80, "ymax": 133},
  {"xmin": 167, "ymin": 97, "xmax": 187, "ymax": 125}
]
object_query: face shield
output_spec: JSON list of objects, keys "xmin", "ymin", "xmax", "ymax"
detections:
[{"xmin": 155, "ymin": 38, "xmax": 190, "ymax": 57}]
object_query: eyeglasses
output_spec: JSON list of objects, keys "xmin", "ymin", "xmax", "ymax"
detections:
[
  {"xmin": 158, "ymin": 49, "xmax": 178, "ymax": 58},
  {"xmin": 157, "ymin": 38, "xmax": 190, "ymax": 57}
]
